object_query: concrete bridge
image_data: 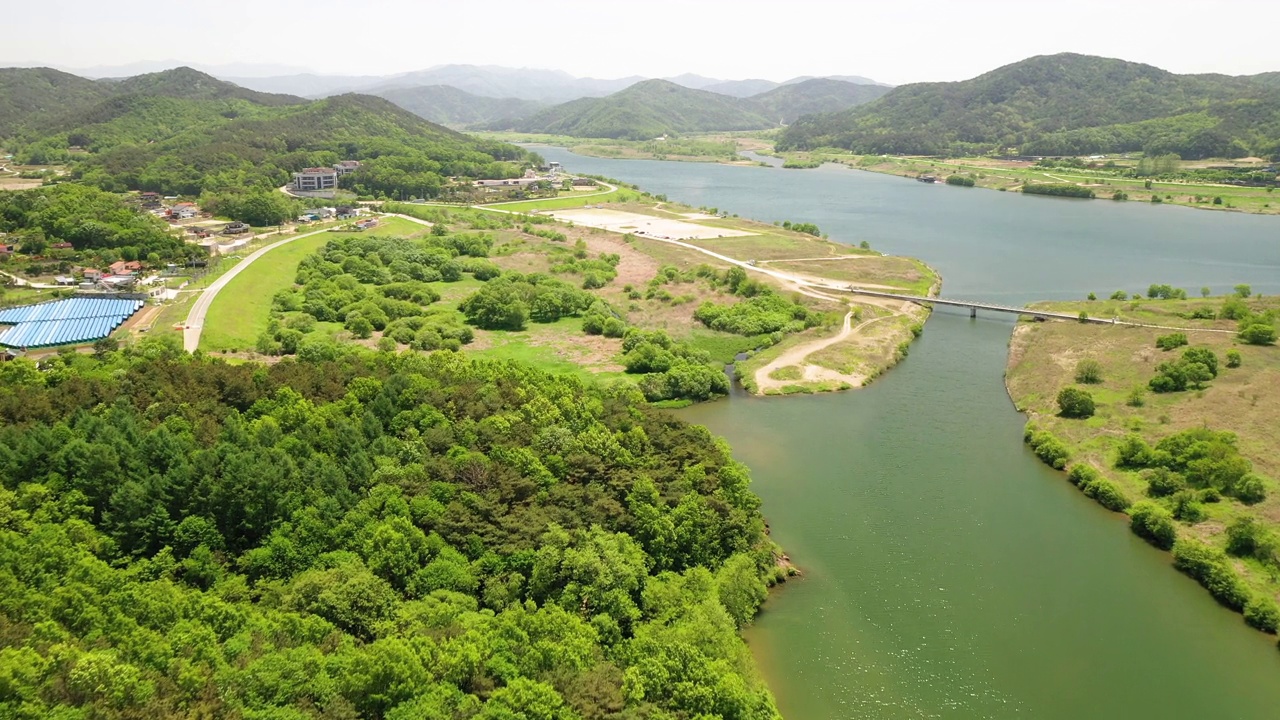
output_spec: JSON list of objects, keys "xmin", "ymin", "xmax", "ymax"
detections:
[
  {"xmin": 807, "ymin": 285, "xmax": 1113, "ymax": 323},
  {"xmin": 809, "ymin": 285, "xmax": 1236, "ymax": 334}
]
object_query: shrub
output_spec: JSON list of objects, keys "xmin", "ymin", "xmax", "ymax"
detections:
[
  {"xmin": 1239, "ymin": 324, "xmax": 1276, "ymax": 346},
  {"xmin": 1236, "ymin": 474, "xmax": 1268, "ymax": 505},
  {"xmin": 1125, "ymin": 386, "xmax": 1146, "ymax": 407},
  {"xmin": 1056, "ymin": 387, "xmax": 1095, "ymax": 418},
  {"xmin": 1225, "ymin": 516, "xmax": 1264, "ymax": 557},
  {"xmin": 1067, "ymin": 464, "xmax": 1100, "ymax": 487},
  {"xmin": 1022, "ymin": 184, "xmax": 1095, "ymax": 198},
  {"xmin": 1110, "ymin": 290, "xmax": 1128, "ymax": 300},
  {"xmin": 1025, "ymin": 426, "xmax": 1070, "ymax": 469},
  {"xmin": 1083, "ymin": 477, "xmax": 1130, "ymax": 512},
  {"xmin": 1225, "ymin": 349, "xmax": 1242, "ymax": 368},
  {"xmin": 945, "ymin": 175, "xmax": 975, "ymax": 187},
  {"xmin": 1074, "ymin": 359, "xmax": 1103, "ymax": 384},
  {"xmin": 1143, "ymin": 468, "xmax": 1184, "ymax": 497},
  {"xmin": 1155, "ymin": 333, "xmax": 1188, "ymax": 350},
  {"xmin": 1170, "ymin": 491, "xmax": 1207, "ymax": 523},
  {"xmin": 1129, "ymin": 502, "xmax": 1177, "ymax": 550},
  {"xmin": 1245, "ymin": 597, "xmax": 1280, "ymax": 633},
  {"xmin": 1172, "ymin": 538, "xmax": 1249, "ymax": 611}
]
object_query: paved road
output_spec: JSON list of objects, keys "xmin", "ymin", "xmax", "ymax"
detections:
[{"xmin": 182, "ymin": 227, "xmax": 332, "ymax": 352}]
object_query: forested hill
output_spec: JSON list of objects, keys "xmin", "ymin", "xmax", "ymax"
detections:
[
  {"xmin": 373, "ymin": 84, "xmax": 543, "ymax": 128},
  {"xmin": 0, "ymin": 343, "xmax": 784, "ymax": 719},
  {"xmin": 750, "ymin": 78, "xmax": 891, "ymax": 124},
  {"xmin": 777, "ymin": 53, "xmax": 1280, "ymax": 159},
  {"xmin": 5, "ymin": 68, "xmax": 536, "ymax": 200},
  {"xmin": 0, "ymin": 66, "xmax": 303, "ymax": 139},
  {"xmin": 498, "ymin": 79, "xmax": 777, "ymax": 139}
]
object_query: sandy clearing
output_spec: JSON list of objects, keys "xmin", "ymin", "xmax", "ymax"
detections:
[
  {"xmin": 576, "ymin": 231, "xmax": 659, "ymax": 288},
  {"xmin": 548, "ymin": 208, "xmax": 756, "ymax": 240},
  {"xmin": 754, "ymin": 311, "xmax": 893, "ymax": 392}
]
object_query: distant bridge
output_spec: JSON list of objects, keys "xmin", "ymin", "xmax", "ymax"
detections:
[{"xmin": 809, "ymin": 285, "xmax": 1235, "ymax": 334}]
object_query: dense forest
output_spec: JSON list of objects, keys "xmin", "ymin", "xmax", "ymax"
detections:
[
  {"xmin": 1, "ymin": 68, "xmax": 538, "ymax": 200},
  {"xmin": 0, "ymin": 341, "xmax": 784, "ymax": 719},
  {"xmin": 777, "ymin": 53, "xmax": 1280, "ymax": 159},
  {"xmin": 0, "ymin": 183, "xmax": 195, "ymax": 261}
]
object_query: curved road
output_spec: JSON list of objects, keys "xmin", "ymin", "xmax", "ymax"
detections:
[{"xmin": 182, "ymin": 227, "xmax": 332, "ymax": 352}]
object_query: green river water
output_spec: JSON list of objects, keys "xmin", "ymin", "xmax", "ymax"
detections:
[{"xmin": 535, "ymin": 147, "xmax": 1280, "ymax": 718}]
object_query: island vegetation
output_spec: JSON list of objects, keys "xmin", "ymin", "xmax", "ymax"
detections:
[{"xmin": 1007, "ymin": 289, "xmax": 1280, "ymax": 637}]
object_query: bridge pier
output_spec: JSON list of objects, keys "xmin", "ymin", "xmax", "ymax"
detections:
[{"xmin": 969, "ymin": 306, "xmax": 977, "ymax": 318}]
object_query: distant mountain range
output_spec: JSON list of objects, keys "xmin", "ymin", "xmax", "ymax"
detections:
[
  {"xmin": 777, "ymin": 53, "xmax": 1280, "ymax": 159},
  {"xmin": 486, "ymin": 77, "xmax": 892, "ymax": 139},
  {"xmin": 218, "ymin": 64, "xmax": 890, "ymax": 103}
]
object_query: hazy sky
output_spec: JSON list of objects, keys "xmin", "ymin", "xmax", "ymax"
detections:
[{"xmin": 5, "ymin": 0, "xmax": 1279, "ymax": 83}]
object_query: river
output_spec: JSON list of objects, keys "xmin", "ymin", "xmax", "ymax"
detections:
[{"xmin": 535, "ymin": 147, "xmax": 1280, "ymax": 718}]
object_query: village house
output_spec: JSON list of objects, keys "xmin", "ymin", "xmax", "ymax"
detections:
[
  {"xmin": 77, "ymin": 267, "xmax": 104, "ymax": 281},
  {"xmin": 336, "ymin": 206, "xmax": 362, "ymax": 220},
  {"xmin": 108, "ymin": 260, "xmax": 143, "ymax": 275},
  {"xmin": 167, "ymin": 203, "xmax": 199, "ymax": 220},
  {"xmin": 293, "ymin": 168, "xmax": 338, "ymax": 192}
]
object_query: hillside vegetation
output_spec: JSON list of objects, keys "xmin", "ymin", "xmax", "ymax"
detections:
[
  {"xmin": 0, "ymin": 343, "xmax": 784, "ymax": 719},
  {"xmin": 498, "ymin": 79, "xmax": 777, "ymax": 140},
  {"xmin": 374, "ymin": 85, "xmax": 543, "ymax": 128},
  {"xmin": 2, "ymin": 68, "xmax": 536, "ymax": 200},
  {"xmin": 778, "ymin": 53, "xmax": 1280, "ymax": 159}
]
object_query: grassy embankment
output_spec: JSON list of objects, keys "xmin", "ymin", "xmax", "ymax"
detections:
[
  {"xmin": 198, "ymin": 218, "xmax": 425, "ymax": 351},
  {"xmin": 477, "ymin": 131, "xmax": 775, "ymax": 164},
  {"xmin": 772, "ymin": 150, "xmax": 1280, "ymax": 215},
  {"xmin": 1007, "ymin": 293, "xmax": 1280, "ymax": 630}
]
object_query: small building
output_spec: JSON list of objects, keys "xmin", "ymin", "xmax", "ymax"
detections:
[
  {"xmin": 0, "ymin": 243, "xmax": 13, "ymax": 256},
  {"xmin": 334, "ymin": 160, "xmax": 362, "ymax": 176},
  {"xmin": 293, "ymin": 168, "xmax": 339, "ymax": 192},
  {"xmin": 168, "ymin": 203, "xmax": 199, "ymax": 220},
  {"xmin": 49, "ymin": 241, "xmax": 74, "ymax": 250},
  {"xmin": 548, "ymin": 161, "xmax": 562, "ymax": 173},
  {"xmin": 223, "ymin": 222, "xmax": 251, "ymax": 235},
  {"xmin": 138, "ymin": 192, "xmax": 162, "ymax": 207},
  {"xmin": 336, "ymin": 206, "xmax": 362, "ymax": 220},
  {"xmin": 302, "ymin": 207, "xmax": 337, "ymax": 219},
  {"xmin": 571, "ymin": 177, "xmax": 597, "ymax": 186},
  {"xmin": 917, "ymin": 175, "xmax": 938, "ymax": 183},
  {"xmin": 109, "ymin": 260, "xmax": 143, "ymax": 275},
  {"xmin": 54, "ymin": 276, "xmax": 76, "ymax": 286},
  {"xmin": 79, "ymin": 268, "xmax": 104, "ymax": 281}
]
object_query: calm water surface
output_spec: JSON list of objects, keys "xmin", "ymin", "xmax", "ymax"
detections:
[{"xmin": 538, "ymin": 147, "xmax": 1280, "ymax": 718}]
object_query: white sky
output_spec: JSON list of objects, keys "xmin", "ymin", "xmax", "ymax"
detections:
[{"xmin": 5, "ymin": 0, "xmax": 1278, "ymax": 83}]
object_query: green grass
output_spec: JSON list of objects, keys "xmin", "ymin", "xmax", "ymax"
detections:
[
  {"xmin": 200, "ymin": 233, "xmax": 333, "ymax": 352},
  {"xmin": 0, "ymin": 285, "xmax": 73, "ymax": 308},
  {"xmin": 477, "ymin": 186, "xmax": 641, "ymax": 212}
]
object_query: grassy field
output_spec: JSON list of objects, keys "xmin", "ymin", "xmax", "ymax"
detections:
[
  {"xmin": 1006, "ymin": 294, "xmax": 1280, "ymax": 603},
  {"xmin": 476, "ymin": 185, "xmax": 642, "ymax": 212},
  {"xmin": 201, "ymin": 218, "xmax": 429, "ymax": 351}
]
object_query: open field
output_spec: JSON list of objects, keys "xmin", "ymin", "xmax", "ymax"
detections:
[
  {"xmin": 1007, "ymin": 294, "xmax": 1280, "ymax": 600},
  {"xmin": 476, "ymin": 183, "xmax": 641, "ymax": 213},
  {"xmin": 761, "ymin": 255, "xmax": 936, "ymax": 295},
  {"xmin": 547, "ymin": 207, "xmax": 755, "ymax": 240}
]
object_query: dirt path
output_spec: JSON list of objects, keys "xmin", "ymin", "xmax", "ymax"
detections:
[{"xmin": 754, "ymin": 311, "xmax": 897, "ymax": 392}]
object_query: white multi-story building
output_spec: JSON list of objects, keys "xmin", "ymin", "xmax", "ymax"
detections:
[
  {"xmin": 293, "ymin": 168, "xmax": 338, "ymax": 191},
  {"xmin": 334, "ymin": 160, "xmax": 362, "ymax": 176}
]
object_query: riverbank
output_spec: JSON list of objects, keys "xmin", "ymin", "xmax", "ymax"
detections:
[
  {"xmin": 479, "ymin": 131, "xmax": 776, "ymax": 164},
  {"xmin": 778, "ymin": 152, "xmax": 1280, "ymax": 215},
  {"xmin": 1006, "ymin": 293, "xmax": 1280, "ymax": 636}
]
